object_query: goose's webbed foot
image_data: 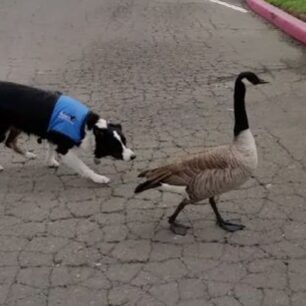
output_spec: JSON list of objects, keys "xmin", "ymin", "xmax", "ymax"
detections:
[
  {"xmin": 217, "ymin": 219, "xmax": 245, "ymax": 232},
  {"xmin": 209, "ymin": 197, "xmax": 245, "ymax": 233},
  {"xmin": 169, "ymin": 221, "xmax": 190, "ymax": 236}
]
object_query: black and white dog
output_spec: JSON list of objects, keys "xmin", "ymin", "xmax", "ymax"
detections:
[{"xmin": 0, "ymin": 81, "xmax": 136, "ymax": 183}]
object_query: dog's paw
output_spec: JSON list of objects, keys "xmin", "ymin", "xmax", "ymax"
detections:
[
  {"xmin": 0, "ymin": 165, "xmax": 3, "ymax": 172},
  {"xmin": 47, "ymin": 159, "xmax": 60, "ymax": 168},
  {"xmin": 25, "ymin": 151, "xmax": 37, "ymax": 159},
  {"xmin": 91, "ymin": 174, "xmax": 110, "ymax": 184}
]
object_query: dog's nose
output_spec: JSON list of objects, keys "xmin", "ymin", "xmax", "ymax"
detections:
[{"xmin": 131, "ymin": 154, "xmax": 136, "ymax": 160}]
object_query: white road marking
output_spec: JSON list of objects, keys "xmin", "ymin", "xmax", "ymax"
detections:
[{"xmin": 208, "ymin": 0, "xmax": 248, "ymax": 13}]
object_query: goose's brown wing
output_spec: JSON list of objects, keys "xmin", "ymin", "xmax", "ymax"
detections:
[{"xmin": 135, "ymin": 146, "xmax": 233, "ymax": 193}]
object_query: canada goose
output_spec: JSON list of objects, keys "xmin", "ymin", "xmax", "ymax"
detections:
[{"xmin": 134, "ymin": 72, "xmax": 268, "ymax": 235}]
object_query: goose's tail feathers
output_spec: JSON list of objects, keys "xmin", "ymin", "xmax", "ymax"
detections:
[
  {"xmin": 134, "ymin": 180, "xmax": 161, "ymax": 194},
  {"xmin": 135, "ymin": 168, "xmax": 171, "ymax": 194},
  {"xmin": 138, "ymin": 169, "xmax": 152, "ymax": 178}
]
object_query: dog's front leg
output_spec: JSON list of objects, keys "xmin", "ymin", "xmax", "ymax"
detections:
[
  {"xmin": 46, "ymin": 143, "xmax": 60, "ymax": 168},
  {"xmin": 60, "ymin": 150, "xmax": 110, "ymax": 184}
]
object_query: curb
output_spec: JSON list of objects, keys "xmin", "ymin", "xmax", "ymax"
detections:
[{"xmin": 246, "ymin": 0, "xmax": 306, "ymax": 45}]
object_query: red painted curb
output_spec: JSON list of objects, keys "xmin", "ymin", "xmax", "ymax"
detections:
[{"xmin": 246, "ymin": 0, "xmax": 306, "ymax": 45}]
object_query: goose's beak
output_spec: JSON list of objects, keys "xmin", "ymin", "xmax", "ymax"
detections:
[{"xmin": 258, "ymin": 78, "xmax": 269, "ymax": 84}]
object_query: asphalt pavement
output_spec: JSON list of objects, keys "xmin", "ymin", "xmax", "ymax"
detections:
[{"xmin": 0, "ymin": 0, "xmax": 306, "ymax": 305}]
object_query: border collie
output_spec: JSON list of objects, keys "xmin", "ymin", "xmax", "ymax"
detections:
[{"xmin": 0, "ymin": 81, "xmax": 136, "ymax": 183}]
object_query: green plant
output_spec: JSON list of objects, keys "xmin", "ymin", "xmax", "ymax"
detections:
[{"xmin": 266, "ymin": 0, "xmax": 306, "ymax": 21}]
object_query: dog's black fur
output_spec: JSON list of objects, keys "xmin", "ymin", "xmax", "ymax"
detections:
[
  {"xmin": 0, "ymin": 81, "xmax": 135, "ymax": 182},
  {"xmin": 0, "ymin": 81, "xmax": 95, "ymax": 154},
  {"xmin": 0, "ymin": 81, "xmax": 126, "ymax": 155}
]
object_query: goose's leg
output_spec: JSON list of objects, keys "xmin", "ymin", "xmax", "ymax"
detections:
[
  {"xmin": 168, "ymin": 198, "xmax": 190, "ymax": 235},
  {"xmin": 209, "ymin": 197, "xmax": 245, "ymax": 232}
]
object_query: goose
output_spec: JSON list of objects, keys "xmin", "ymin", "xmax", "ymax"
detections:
[{"xmin": 134, "ymin": 72, "xmax": 268, "ymax": 235}]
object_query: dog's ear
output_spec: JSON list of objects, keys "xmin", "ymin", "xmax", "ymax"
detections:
[
  {"xmin": 86, "ymin": 112, "xmax": 100, "ymax": 130},
  {"xmin": 109, "ymin": 123, "xmax": 122, "ymax": 131}
]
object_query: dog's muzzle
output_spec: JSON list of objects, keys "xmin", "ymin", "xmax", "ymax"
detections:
[{"xmin": 123, "ymin": 148, "xmax": 136, "ymax": 161}]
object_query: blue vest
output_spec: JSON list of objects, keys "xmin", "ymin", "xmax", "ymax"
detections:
[{"xmin": 47, "ymin": 95, "xmax": 89, "ymax": 145}]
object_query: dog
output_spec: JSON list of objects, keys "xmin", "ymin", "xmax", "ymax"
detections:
[{"xmin": 0, "ymin": 81, "xmax": 136, "ymax": 183}]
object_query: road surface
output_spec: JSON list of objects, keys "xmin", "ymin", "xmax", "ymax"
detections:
[{"xmin": 0, "ymin": 0, "xmax": 306, "ymax": 305}]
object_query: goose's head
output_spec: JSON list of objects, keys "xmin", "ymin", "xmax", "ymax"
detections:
[{"xmin": 238, "ymin": 72, "xmax": 269, "ymax": 85}]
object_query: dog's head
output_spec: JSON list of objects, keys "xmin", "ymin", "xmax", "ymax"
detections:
[{"xmin": 91, "ymin": 118, "xmax": 136, "ymax": 164}]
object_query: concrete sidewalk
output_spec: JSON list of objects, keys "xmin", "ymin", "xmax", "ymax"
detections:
[{"xmin": 0, "ymin": 0, "xmax": 306, "ymax": 305}]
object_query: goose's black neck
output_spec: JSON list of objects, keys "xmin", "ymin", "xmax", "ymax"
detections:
[{"xmin": 233, "ymin": 77, "xmax": 248, "ymax": 137}]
